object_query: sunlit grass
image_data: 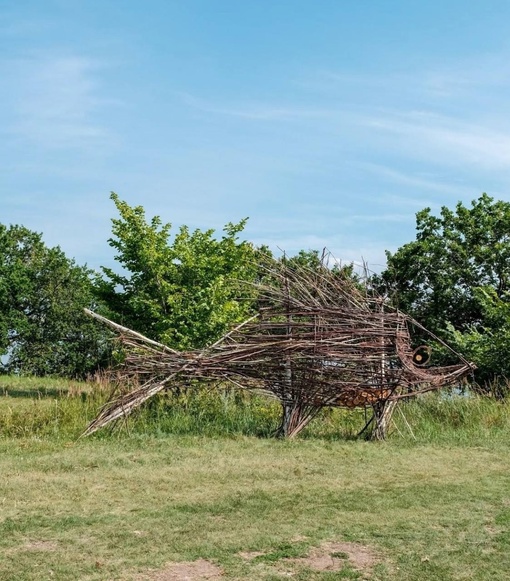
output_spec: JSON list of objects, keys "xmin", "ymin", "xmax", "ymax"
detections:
[
  {"xmin": 2, "ymin": 375, "xmax": 510, "ymax": 445},
  {"xmin": 1, "ymin": 376, "xmax": 510, "ymax": 580}
]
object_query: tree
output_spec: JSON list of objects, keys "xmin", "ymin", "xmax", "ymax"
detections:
[
  {"xmin": 0, "ymin": 224, "xmax": 109, "ymax": 377},
  {"xmin": 446, "ymin": 288, "xmax": 510, "ymax": 393},
  {"xmin": 380, "ymin": 194, "xmax": 510, "ymax": 385},
  {"xmin": 97, "ymin": 193, "xmax": 260, "ymax": 350}
]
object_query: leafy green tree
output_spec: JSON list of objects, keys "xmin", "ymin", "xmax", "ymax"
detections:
[
  {"xmin": 282, "ymin": 249, "xmax": 360, "ymax": 280},
  {"xmin": 284, "ymin": 249, "xmax": 325, "ymax": 270},
  {"xmin": 97, "ymin": 193, "xmax": 260, "ymax": 350},
  {"xmin": 0, "ymin": 224, "xmax": 109, "ymax": 377},
  {"xmin": 380, "ymin": 194, "xmax": 510, "ymax": 386},
  {"xmin": 446, "ymin": 287, "xmax": 510, "ymax": 393},
  {"xmin": 381, "ymin": 194, "xmax": 510, "ymax": 335}
]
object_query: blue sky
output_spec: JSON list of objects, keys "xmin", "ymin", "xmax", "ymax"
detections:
[{"xmin": 2, "ymin": 1, "xmax": 510, "ymax": 272}]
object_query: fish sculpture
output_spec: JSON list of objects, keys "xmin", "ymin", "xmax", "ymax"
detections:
[{"xmin": 84, "ymin": 261, "xmax": 474, "ymax": 439}]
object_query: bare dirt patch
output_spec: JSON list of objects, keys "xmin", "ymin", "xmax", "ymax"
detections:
[
  {"xmin": 285, "ymin": 540, "xmax": 379, "ymax": 573},
  {"xmin": 22, "ymin": 540, "xmax": 59, "ymax": 552},
  {"xmin": 135, "ymin": 559, "xmax": 223, "ymax": 580}
]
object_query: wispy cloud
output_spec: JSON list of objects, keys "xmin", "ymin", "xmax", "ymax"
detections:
[
  {"xmin": 3, "ymin": 4, "xmax": 509, "ymax": 274},
  {"xmin": 420, "ymin": 56, "xmax": 510, "ymax": 98},
  {"xmin": 311, "ymin": 53, "xmax": 510, "ymax": 100},
  {"xmin": 305, "ymin": 60, "xmax": 510, "ymax": 172},
  {"xmin": 3, "ymin": 53, "xmax": 117, "ymax": 151},
  {"xmin": 180, "ymin": 92, "xmax": 334, "ymax": 121},
  {"xmin": 358, "ymin": 162, "xmax": 473, "ymax": 197},
  {"xmin": 365, "ymin": 111, "xmax": 510, "ymax": 169},
  {"xmin": 349, "ymin": 213, "xmax": 410, "ymax": 223},
  {"xmin": 180, "ymin": 54, "xmax": 510, "ymax": 173}
]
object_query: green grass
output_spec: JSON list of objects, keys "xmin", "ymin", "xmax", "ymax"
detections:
[{"xmin": 1, "ymin": 376, "xmax": 510, "ymax": 580}]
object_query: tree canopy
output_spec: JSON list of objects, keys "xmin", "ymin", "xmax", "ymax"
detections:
[
  {"xmin": 96, "ymin": 193, "xmax": 261, "ymax": 350},
  {"xmin": 0, "ymin": 224, "xmax": 109, "ymax": 377},
  {"xmin": 380, "ymin": 194, "xmax": 510, "ymax": 387},
  {"xmin": 5, "ymin": 190, "xmax": 510, "ymax": 390}
]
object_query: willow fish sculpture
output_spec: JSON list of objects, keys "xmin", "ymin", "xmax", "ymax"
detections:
[{"xmin": 84, "ymin": 261, "xmax": 474, "ymax": 439}]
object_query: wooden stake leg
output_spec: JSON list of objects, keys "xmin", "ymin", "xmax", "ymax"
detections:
[
  {"xmin": 370, "ymin": 399, "xmax": 397, "ymax": 440},
  {"xmin": 276, "ymin": 401, "xmax": 317, "ymax": 438}
]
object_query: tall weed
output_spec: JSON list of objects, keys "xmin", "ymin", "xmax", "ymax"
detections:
[
  {"xmin": 394, "ymin": 391, "xmax": 510, "ymax": 445},
  {"xmin": 2, "ymin": 375, "xmax": 510, "ymax": 445}
]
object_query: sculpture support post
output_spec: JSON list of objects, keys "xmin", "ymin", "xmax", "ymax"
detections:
[
  {"xmin": 276, "ymin": 401, "xmax": 318, "ymax": 438},
  {"xmin": 371, "ymin": 399, "xmax": 397, "ymax": 440}
]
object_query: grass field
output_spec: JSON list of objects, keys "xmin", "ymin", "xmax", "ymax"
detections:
[{"xmin": 1, "ymin": 376, "xmax": 510, "ymax": 580}]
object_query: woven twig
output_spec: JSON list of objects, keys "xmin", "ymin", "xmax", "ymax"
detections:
[{"xmin": 83, "ymin": 260, "xmax": 474, "ymax": 437}]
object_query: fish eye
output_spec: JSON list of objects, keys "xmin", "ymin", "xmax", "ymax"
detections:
[{"xmin": 412, "ymin": 346, "xmax": 431, "ymax": 366}]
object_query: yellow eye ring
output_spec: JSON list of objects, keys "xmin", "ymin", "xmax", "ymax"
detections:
[{"xmin": 412, "ymin": 346, "xmax": 431, "ymax": 366}]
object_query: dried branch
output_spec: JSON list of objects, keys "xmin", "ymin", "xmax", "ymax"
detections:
[{"xmin": 84, "ymin": 260, "xmax": 474, "ymax": 437}]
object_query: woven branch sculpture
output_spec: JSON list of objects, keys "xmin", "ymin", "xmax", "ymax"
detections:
[{"xmin": 84, "ymin": 261, "xmax": 474, "ymax": 439}]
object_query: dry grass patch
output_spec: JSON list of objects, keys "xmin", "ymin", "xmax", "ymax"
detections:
[
  {"xmin": 134, "ymin": 559, "xmax": 223, "ymax": 580},
  {"xmin": 239, "ymin": 540, "xmax": 382, "ymax": 578},
  {"xmin": 288, "ymin": 541, "xmax": 380, "ymax": 572},
  {"xmin": 273, "ymin": 540, "xmax": 381, "ymax": 577},
  {"xmin": 5, "ymin": 539, "xmax": 59, "ymax": 554},
  {"xmin": 22, "ymin": 539, "xmax": 59, "ymax": 552},
  {"xmin": 238, "ymin": 550, "xmax": 266, "ymax": 561}
]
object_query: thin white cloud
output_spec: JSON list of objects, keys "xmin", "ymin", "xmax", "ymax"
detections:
[
  {"xmin": 358, "ymin": 162, "xmax": 473, "ymax": 197},
  {"xmin": 312, "ymin": 53, "xmax": 510, "ymax": 99},
  {"xmin": 421, "ymin": 56, "xmax": 510, "ymax": 97},
  {"xmin": 180, "ymin": 58, "xmax": 510, "ymax": 174},
  {"xmin": 179, "ymin": 92, "xmax": 334, "ymax": 121},
  {"xmin": 294, "ymin": 57, "xmax": 510, "ymax": 175},
  {"xmin": 3, "ymin": 53, "xmax": 117, "ymax": 151},
  {"xmin": 365, "ymin": 112, "xmax": 510, "ymax": 169},
  {"xmin": 349, "ymin": 213, "xmax": 409, "ymax": 223}
]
